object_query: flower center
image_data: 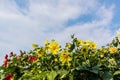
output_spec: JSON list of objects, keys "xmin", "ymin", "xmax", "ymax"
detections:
[{"xmin": 52, "ymin": 45, "xmax": 56, "ymax": 50}]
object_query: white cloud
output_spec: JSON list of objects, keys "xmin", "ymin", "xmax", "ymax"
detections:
[
  {"xmin": 0, "ymin": 0, "xmax": 116, "ymax": 65},
  {"xmin": 95, "ymin": 5, "xmax": 115, "ymax": 26},
  {"xmin": 28, "ymin": 0, "xmax": 98, "ymax": 28},
  {"xmin": 49, "ymin": 5, "xmax": 115, "ymax": 47}
]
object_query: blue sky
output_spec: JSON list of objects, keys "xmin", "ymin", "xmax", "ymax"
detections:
[{"xmin": 0, "ymin": 0, "xmax": 120, "ymax": 65}]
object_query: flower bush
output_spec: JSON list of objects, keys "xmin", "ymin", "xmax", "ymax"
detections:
[{"xmin": 0, "ymin": 31, "xmax": 120, "ymax": 80}]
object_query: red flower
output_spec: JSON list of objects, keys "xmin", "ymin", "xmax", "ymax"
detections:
[
  {"xmin": 10, "ymin": 52, "xmax": 13, "ymax": 57},
  {"xmin": 5, "ymin": 54, "xmax": 8, "ymax": 59},
  {"xmin": 3, "ymin": 62, "xmax": 7, "ymax": 67},
  {"xmin": 3, "ymin": 54, "xmax": 8, "ymax": 67},
  {"xmin": 28, "ymin": 56, "xmax": 37, "ymax": 63},
  {"xmin": 4, "ymin": 73, "xmax": 13, "ymax": 80}
]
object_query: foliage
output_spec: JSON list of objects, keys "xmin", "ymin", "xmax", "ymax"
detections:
[{"xmin": 0, "ymin": 34, "xmax": 120, "ymax": 80}]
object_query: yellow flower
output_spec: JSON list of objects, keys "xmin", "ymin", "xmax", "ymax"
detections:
[
  {"xmin": 100, "ymin": 47, "xmax": 103, "ymax": 51},
  {"xmin": 32, "ymin": 44, "xmax": 38, "ymax": 49},
  {"xmin": 109, "ymin": 47, "xmax": 117, "ymax": 54},
  {"xmin": 117, "ymin": 29, "xmax": 120, "ymax": 36},
  {"xmin": 117, "ymin": 29, "xmax": 120, "ymax": 42},
  {"xmin": 76, "ymin": 39, "xmax": 83, "ymax": 46},
  {"xmin": 90, "ymin": 42, "xmax": 97, "ymax": 49},
  {"xmin": 83, "ymin": 40, "xmax": 89, "ymax": 45},
  {"xmin": 109, "ymin": 58, "xmax": 116, "ymax": 65},
  {"xmin": 49, "ymin": 40, "xmax": 60, "ymax": 55},
  {"xmin": 45, "ymin": 39, "xmax": 49, "ymax": 46},
  {"xmin": 81, "ymin": 45, "xmax": 89, "ymax": 58},
  {"xmin": 104, "ymin": 49, "xmax": 108, "ymax": 53},
  {"xmin": 91, "ymin": 51, "xmax": 98, "ymax": 57},
  {"xmin": 81, "ymin": 45, "xmax": 89, "ymax": 54},
  {"xmin": 54, "ymin": 58, "xmax": 58, "ymax": 62},
  {"xmin": 60, "ymin": 50, "xmax": 72, "ymax": 65},
  {"xmin": 36, "ymin": 48, "xmax": 45, "ymax": 58},
  {"xmin": 65, "ymin": 43, "xmax": 72, "ymax": 48},
  {"xmin": 100, "ymin": 54, "xmax": 104, "ymax": 58}
]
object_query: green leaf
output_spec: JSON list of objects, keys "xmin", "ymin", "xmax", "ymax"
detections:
[
  {"xmin": 18, "ymin": 73, "xmax": 32, "ymax": 80},
  {"xmin": 90, "ymin": 65, "xmax": 100, "ymax": 74},
  {"xmin": 46, "ymin": 71, "xmax": 57, "ymax": 80},
  {"xmin": 57, "ymin": 70, "xmax": 68, "ymax": 79},
  {"xmin": 114, "ymin": 70, "xmax": 120, "ymax": 76},
  {"xmin": 102, "ymin": 71, "xmax": 113, "ymax": 80},
  {"xmin": 81, "ymin": 60, "xmax": 90, "ymax": 69},
  {"xmin": 113, "ymin": 70, "xmax": 120, "ymax": 80},
  {"xmin": 69, "ymin": 74, "xmax": 74, "ymax": 80},
  {"xmin": 0, "ymin": 73, "xmax": 5, "ymax": 80},
  {"xmin": 19, "ymin": 71, "xmax": 47, "ymax": 80},
  {"xmin": 78, "ymin": 65, "xmax": 87, "ymax": 70}
]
